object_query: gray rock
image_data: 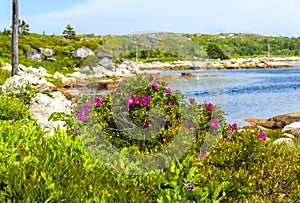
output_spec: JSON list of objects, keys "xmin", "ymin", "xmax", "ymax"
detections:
[
  {"xmin": 96, "ymin": 52, "xmax": 113, "ymax": 59},
  {"xmin": 30, "ymin": 92, "xmax": 71, "ymax": 136},
  {"xmin": 92, "ymin": 66, "xmax": 108, "ymax": 75},
  {"xmin": 273, "ymin": 138, "xmax": 294, "ymax": 146},
  {"xmin": 26, "ymin": 50, "xmax": 45, "ymax": 61},
  {"xmin": 46, "ymin": 57, "xmax": 57, "ymax": 62},
  {"xmin": 2, "ymin": 75, "xmax": 29, "ymax": 94},
  {"xmin": 81, "ymin": 66, "xmax": 93, "ymax": 74},
  {"xmin": 72, "ymin": 47, "xmax": 95, "ymax": 59},
  {"xmin": 282, "ymin": 122, "xmax": 300, "ymax": 137},
  {"xmin": 282, "ymin": 133, "xmax": 295, "ymax": 139},
  {"xmin": 39, "ymin": 48, "xmax": 55, "ymax": 57},
  {"xmin": 67, "ymin": 72, "xmax": 88, "ymax": 80},
  {"xmin": 98, "ymin": 58, "xmax": 115, "ymax": 71}
]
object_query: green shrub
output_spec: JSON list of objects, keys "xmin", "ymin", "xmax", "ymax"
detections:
[{"xmin": 0, "ymin": 68, "xmax": 10, "ymax": 85}]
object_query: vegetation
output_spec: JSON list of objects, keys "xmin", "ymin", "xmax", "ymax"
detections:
[
  {"xmin": 62, "ymin": 24, "xmax": 76, "ymax": 39},
  {"xmin": 0, "ymin": 74, "xmax": 299, "ymax": 201},
  {"xmin": 206, "ymin": 43, "xmax": 229, "ymax": 60}
]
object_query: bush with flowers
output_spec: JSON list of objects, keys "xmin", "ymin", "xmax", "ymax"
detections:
[{"xmin": 0, "ymin": 74, "xmax": 299, "ymax": 202}]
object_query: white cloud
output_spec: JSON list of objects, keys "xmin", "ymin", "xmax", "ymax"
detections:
[{"xmin": 21, "ymin": 0, "xmax": 300, "ymax": 36}]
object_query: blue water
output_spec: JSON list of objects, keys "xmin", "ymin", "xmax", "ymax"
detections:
[{"xmin": 161, "ymin": 65, "xmax": 300, "ymax": 127}]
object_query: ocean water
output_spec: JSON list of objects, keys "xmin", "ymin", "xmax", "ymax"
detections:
[{"xmin": 160, "ymin": 64, "xmax": 300, "ymax": 127}]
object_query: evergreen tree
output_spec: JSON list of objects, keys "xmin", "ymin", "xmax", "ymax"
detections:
[
  {"xmin": 206, "ymin": 43, "xmax": 229, "ymax": 60},
  {"xmin": 63, "ymin": 24, "xmax": 76, "ymax": 38}
]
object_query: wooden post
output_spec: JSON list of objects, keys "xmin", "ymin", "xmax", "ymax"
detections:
[{"xmin": 12, "ymin": 0, "xmax": 19, "ymax": 76}]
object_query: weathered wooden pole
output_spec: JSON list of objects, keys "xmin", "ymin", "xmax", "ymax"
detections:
[{"xmin": 12, "ymin": 0, "xmax": 19, "ymax": 76}]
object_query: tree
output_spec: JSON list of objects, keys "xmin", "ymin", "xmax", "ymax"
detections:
[
  {"xmin": 63, "ymin": 24, "xmax": 76, "ymax": 38},
  {"xmin": 206, "ymin": 43, "xmax": 229, "ymax": 60},
  {"xmin": 10, "ymin": 19, "xmax": 30, "ymax": 34},
  {"xmin": 12, "ymin": 0, "xmax": 19, "ymax": 76}
]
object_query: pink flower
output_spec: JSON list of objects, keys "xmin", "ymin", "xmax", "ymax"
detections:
[
  {"xmin": 71, "ymin": 126, "xmax": 78, "ymax": 131},
  {"xmin": 144, "ymin": 120, "xmax": 152, "ymax": 127},
  {"xmin": 259, "ymin": 131, "xmax": 267, "ymax": 140},
  {"xmin": 81, "ymin": 104, "xmax": 91, "ymax": 113},
  {"xmin": 118, "ymin": 81, "xmax": 125, "ymax": 86},
  {"xmin": 126, "ymin": 95, "xmax": 134, "ymax": 109},
  {"xmin": 165, "ymin": 88, "xmax": 172, "ymax": 93},
  {"xmin": 142, "ymin": 96, "xmax": 151, "ymax": 106},
  {"xmin": 197, "ymin": 151, "xmax": 207, "ymax": 159},
  {"xmin": 133, "ymin": 97, "xmax": 142, "ymax": 105},
  {"xmin": 230, "ymin": 123, "xmax": 237, "ymax": 129},
  {"xmin": 76, "ymin": 113, "xmax": 89, "ymax": 122},
  {"xmin": 148, "ymin": 75, "xmax": 154, "ymax": 81},
  {"xmin": 168, "ymin": 101, "xmax": 174, "ymax": 106},
  {"xmin": 115, "ymin": 88, "xmax": 121, "ymax": 93},
  {"xmin": 226, "ymin": 129, "xmax": 233, "ymax": 134},
  {"xmin": 189, "ymin": 98, "xmax": 196, "ymax": 104},
  {"xmin": 239, "ymin": 129, "xmax": 245, "ymax": 133},
  {"xmin": 152, "ymin": 81, "xmax": 158, "ymax": 91},
  {"xmin": 210, "ymin": 119, "xmax": 219, "ymax": 129},
  {"xmin": 184, "ymin": 121, "xmax": 194, "ymax": 130},
  {"xmin": 90, "ymin": 98, "xmax": 102, "ymax": 107},
  {"xmin": 205, "ymin": 103, "xmax": 215, "ymax": 111}
]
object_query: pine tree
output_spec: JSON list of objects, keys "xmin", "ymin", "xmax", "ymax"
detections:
[{"xmin": 63, "ymin": 24, "xmax": 76, "ymax": 38}]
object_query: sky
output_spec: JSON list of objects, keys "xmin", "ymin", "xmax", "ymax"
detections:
[{"xmin": 0, "ymin": 0, "xmax": 300, "ymax": 36}]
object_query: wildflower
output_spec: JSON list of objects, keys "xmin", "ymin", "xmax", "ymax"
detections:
[
  {"xmin": 197, "ymin": 151, "xmax": 207, "ymax": 159},
  {"xmin": 115, "ymin": 88, "xmax": 121, "ymax": 93},
  {"xmin": 165, "ymin": 88, "xmax": 172, "ymax": 93},
  {"xmin": 144, "ymin": 120, "xmax": 152, "ymax": 127},
  {"xmin": 76, "ymin": 113, "xmax": 89, "ymax": 122},
  {"xmin": 142, "ymin": 96, "xmax": 151, "ymax": 106},
  {"xmin": 133, "ymin": 97, "xmax": 142, "ymax": 105},
  {"xmin": 161, "ymin": 81, "xmax": 166, "ymax": 86},
  {"xmin": 210, "ymin": 119, "xmax": 219, "ymax": 129},
  {"xmin": 126, "ymin": 95, "xmax": 134, "ymax": 109},
  {"xmin": 184, "ymin": 181, "xmax": 194, "ymax": 191},
  {"xmin": 189, "ymin": 98, "xmax": 195, "ymax": 104},
  {"xmin": 81, "ymin": 104, "xmax": 91, "ymax": 113},
  {"xmin": 230, "ymin": 123, "xmax": 237, "ymax": 129},
  {"xmin": 118, "ymin": 81, "xmax": 125, "ymax": 86},
  {"xmin": 259, "ymin": 131, "xmax": 267, "ymax": 140},
  {"xmin": 152, "ymin": 81, "xmax": 158, "ymax": 91},
  {"xmin": 90, "ymin": 98, "xmax": 102, "ymax": 107},
  {"xmin": 148, "ymin": 75, "xmax": 154, "ymax": 81},
  {"xmin": 71, "ymin": 126, "xmax": 78, "ymax": 131},
  {"xmin": 168, "ymin": 101, "xmax": 174, "ymax": 106},
  {"xmin": 239, "ymin": 129, "xmax": 246, "ymax": 133},
  {"xmin": 205, "ymin": 103, "xmax": 215, "ymax": 111},
  {"xmin": 226, "ymin": 129, "xmax": 233, "ymax": 134},
  {"xmin": 184, "ymin": 121, "xmax": 194, "ymax": 130}
]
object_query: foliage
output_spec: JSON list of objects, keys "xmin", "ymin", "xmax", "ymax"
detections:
[
  {"xmin": 0, "ymin": 68, "xmax": 10, "ymax": 85},
  {"xmin": 0, "ymin": 77, "xmax": 299, "ymax": 202},
  {"xmin": 62, "ymin": 24, "xmax": 76, "ymax": 39},
  {"xmin": 206, "ymin": 43, "xmax": 229, "ymax": 60},
  {"xmin": 10, "ymin": 19, "xmax": 30, "ymax": 35}
]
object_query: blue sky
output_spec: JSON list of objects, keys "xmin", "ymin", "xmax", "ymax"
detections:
[{"xmin": 1, "ymin": 0, "xmax": 300, "ymax": 36}]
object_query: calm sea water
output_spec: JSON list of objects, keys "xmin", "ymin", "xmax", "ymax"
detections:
[{"xmin": 160, "ymin": 64, "xmax": 300, "ymax": 127}]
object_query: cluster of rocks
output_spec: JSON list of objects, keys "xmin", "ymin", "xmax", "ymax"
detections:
[
  {"xmin": 27, "ymin": 48, "xmax": 57, "ymax": 62},
  {"xmin": 244, "ymin": 112, "xmax": 300, "ymax": 146},
  {"xmin": 1, "ymin": 64, "xmax": 72, "ymax": 136}
]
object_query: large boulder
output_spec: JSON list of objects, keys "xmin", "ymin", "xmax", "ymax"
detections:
[
  {"xmin": 30, "ymin": 92, "xmax": 72, "ymax": 136},
  {"xmin": 2, "ymin": 75, "xmax": 29, "ymax": 94},
  {"xmin": 98, "ymin": 58, "xmax": 115, "ymax": 71},
  {"xmin": 282, "ymin": 122, "xmax": 300, "ymax": 138},
  {"xmin": 96, "ymin": 51, "xmax": 113, "ymax": 59},
  {"xmin": 39, "ymin": 48, "xmax": 55, "ymax": 57},
  {"xmin": 244, "ymin": 112, "xmax": 300, "ymax": 129},
  {"xmin": 72, "ymin": 47, "xmax": 95, "ymax": 59},
  {"xmin": 26, "ymin": 50, "xmax": 45, "ymax": 61}
]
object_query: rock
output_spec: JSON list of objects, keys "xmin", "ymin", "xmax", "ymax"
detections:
[
  {"xmin": 273, "ymin": 138, "xmax": 294, "ymax": 146},
  {"xmin": 46, "ymin": 57, "xmax": 57, "ymax": 62},
  {"xmin": 282, "ymin": 133, "xmax": 295, "ymax": 139},
  {"xmin": 81, "ymin": 66, "xmax": 93, "ymax": 74},
  {"xmin": 92, "ymin": 66, "xmax": 108, "ymax": 75},
  {"xmin": 2, "ymin": 75, "xmax": 29, "ymax": 94},
  {"xmin": 72, "ymin": 47, "xmax": 95, "ymax": 59},
  {"xmin": 67, "ymin": 72, "xmax": 88, "ymax": 80},
  {"xmin": 29, "ymin": 92, "xmax": 71, "ymax": 136},
  {"xmin": 53, "ymin": 71, "xmax": 74, "ymax": 87},
  {"xmin": 26, "ymin": 50, "xmax": 45, "ymax": 61},
  {"xmin": 3, "ymin": 63, "xmax": 12, "ymax": 71},
  {"xmin": 282, "ymin": 122, "xmax": 300, "ymax": 137},
  {"xmin": 244, "ymin": 112, "xmax": 300, "ymax": 129},
  {"xmin": 39, "ymin": 48, "xmax": 55, "ymax": 57},
  {"xmin": 98, "ymin": 58, "xmax": 115, "ymax": 70},
  {"xmin": 96, "ymin": 51, "xmax": 113, "ymax": 59}
]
